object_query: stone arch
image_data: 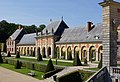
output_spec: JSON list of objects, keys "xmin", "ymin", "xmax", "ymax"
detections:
[
  {"xmin": 47, "ymin": 47, "xmax": 51, "ymax": 57},
  {"xmin": 89, "ymin": 46, "xmax": 96, "ymax": 61},
  {"xmin": 61, "ymin": 46, "xmax": 66, "ymax": 59},
  {"xmin": 67, "ymin": 46, "xmax": 72, "ymax": 60},
  {"xmin": 42, "ymin": 47, "xmax": 46, "ymax": 58},
  {"xmin": 81, "ymin": 46, "xmax": 87, "ymax": 60},
  {"xmin": 98, "ymin": 46, "xmax": 103, "ymax": 61},
  {"xmin": 56, "ymin": 46, "xmax": 60, "ymax": 58},
  {"xmin": 21, "ymin": 47, "xmax": 23, "ymax": 55},
  {"xmin": 74, "ymin": 46, "xmax": 79, "ymax": 58}
]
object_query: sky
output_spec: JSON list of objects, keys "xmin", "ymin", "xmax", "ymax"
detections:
[{"xmin": 0, "ymin": 0, "xmax": 119, "ymax": 27}]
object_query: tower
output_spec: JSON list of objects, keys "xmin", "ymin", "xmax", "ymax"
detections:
[{"xmin": 99, "ymin": 0, "xmax": 120, "ymax": 67}]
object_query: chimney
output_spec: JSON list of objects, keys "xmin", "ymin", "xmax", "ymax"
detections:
[{"xmin": 87, "ymin": 22, "xmax": 94, "ymax": 32}]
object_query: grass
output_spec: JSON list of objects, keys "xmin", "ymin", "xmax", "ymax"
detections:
[
  {"xmin": 79, "ymin": 70, "xmax": 94, "ymax": 82},
  {"xmin": 0, "ymin": 64, "xmax": 44, "ymax": 80},
  {"xmin": 12, "ymin": 57, "xmax": 73, "ymax": 66}
]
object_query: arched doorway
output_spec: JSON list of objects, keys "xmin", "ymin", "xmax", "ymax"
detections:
[
  {"xmin": 33, "ymin": 47, "xmax": 36, "ymax": 57},
  {"xmin": 98, "ymin": 46, "xmax": 102, "ymax": 61},
  {"xmin": 42, "ymin": 47, "xmax": 46, "ymax": 58},
  {"xmin": 61, "ymin": 46, "xmax": 66, "ymax": 59},
  {"xmin": 67, "ymin": 46, "xmax": 72, "ymax": 60},
  {"xmin": 24, "ymin": 47, "xmax": 26, "ymax": 55},
  {"xmin": 74, "ymin": 46, "xmax": 79, "ymax": 58},
  {"xmin": 27, "ymin": 47, "xmax": 29, "ymax": 55},
  {"xmin": 56, "ymin": 47, "xmax": 60, "ymax": 58},
  {"xmin": 47, "ymin": 47, "xmax": 51, "ymax": 57},
  {"xmin": 89, "ymin": 46, "xmax": 96, "ymax": 61},
  {"xmin": 81, "ymin": 46, "xmax": 87, "ymax": 61}
]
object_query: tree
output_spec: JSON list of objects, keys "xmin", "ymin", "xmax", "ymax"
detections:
[
  {"xmin": 67, "ymin": 51, "xmax": 72, "ymax": 60},
  {"xmin": 73, "ymin": 53, "xmax": 82, "ymax": 66},
  {"xmin": 0, "ymin": 49, "xmax": 3, "ymax": 63},
  {"xmin": 16, "ymin": 51, "xmax": 20, "ymax": 58},
  {"xmin": 37, "ymin": 24, "xmax": 46, "ymax": 32},
  {"xmin": 7, "ymin": 51, "xmax": 11, "ymax": 57},
  {"xmin": 45, "ymin": 58, "xmax": 55, "ymax": 73},
  {"xmin": 15, "ymin": 60, "xmax": 21, "ymax": 69},
  {"xmin": 98, "ymin": 54, "xmax": 102, "ymax": 69},
  {"xmin": 37, "ymin": 49, "xmax": 43, "ymax": 61}
]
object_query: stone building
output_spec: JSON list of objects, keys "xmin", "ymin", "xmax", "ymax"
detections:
[{"xmin": 6, "ymin": 26, "xmax": 26, "ymax": 54}]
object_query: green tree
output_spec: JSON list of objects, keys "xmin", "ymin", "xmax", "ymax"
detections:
[
  {"xmin": 37, "ymin": 24, "xmax": 46, "ymax": 32},
  {"xmin": 16, "ymin": 51, "xmax": 20, "ymax": 58},
  {"xmin": 45, "ymin": 58, "xmax": 55, "ymax": 73},
  {"xmin": 7, "ymin": 51, "xmax": 11, "ymax": 57},
  {"xmin": 37, "ymin": 49, "xmax": 43, "ymax": 61},
  {"xmin": 15, "ymin": 60, "xmax": 21, "ymax": 69},
  {"xmin": 73, "ymin": 53, "xmax": 82, "ymax": 66},
  {"xmin": 0, "ymin": 49, "xmax": 3, "ymax": 63}
]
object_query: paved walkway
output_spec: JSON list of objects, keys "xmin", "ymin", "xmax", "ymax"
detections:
[{"xmin": 0, "ymin": 67, "xmax": 43, "ymax": 82}]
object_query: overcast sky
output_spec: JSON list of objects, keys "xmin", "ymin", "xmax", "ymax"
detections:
[{"xmin": 0, "ymin": 0, "xmax": 119, "ymax": 27}]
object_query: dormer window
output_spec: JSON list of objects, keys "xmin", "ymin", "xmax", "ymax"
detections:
[{"xmin": 94, "ymin": 36, "xmax": 99, "ymax": 39}]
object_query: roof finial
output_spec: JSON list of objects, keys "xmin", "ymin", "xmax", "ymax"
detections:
[
  {"xmin": 50, "ymin": 19, "xmax": 52, "ymax": 22},
  {"xmin": 61, "ymin": 16, "xmax": 63, "ymax": 20}
]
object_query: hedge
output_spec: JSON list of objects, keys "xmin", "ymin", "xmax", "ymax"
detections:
[
  {"xmin": 3, "ymin": 59, "xmax": 64, "ymax": 73},
  {"xmin": 43, "ymin": 68, "xmax": 63, "ymax": 79},
  {"xmin": 56, "ymin": 71, "xmax": 82, "ymax": 82}
]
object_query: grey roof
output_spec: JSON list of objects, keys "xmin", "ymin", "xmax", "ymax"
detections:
[
  {"xmin": 56, "ymin": 23, "xmax": 102, "ymax": 43},
  {"xmin": 41, "ymin": 20, "xmax": 61, "ymax": 35},
  {"xmin": 10, "ymin": 28, "xmax": 23, "ymax": 40},
  {"xmin": 17, "ymin": 33, "xmax": 36, "ymax": 45}
]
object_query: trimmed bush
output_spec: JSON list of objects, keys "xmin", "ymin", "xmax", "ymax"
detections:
[
  {"xmin": 16, "ymin": 51, "xmax": 20, "ymax": 58},
  {"xmin": 73, "ymin": 53, "xmax": 82, "ymax": 66},
  {"xmin": 0, "ymin": 49, "xmax": 3, "ymax": 63},
  {"xmin": 67, "ymin": 51, "xmax": 72, "ymax": 60},
  {"xmin": 98, "ymin": 59, "xmax": 102, "ymax": 69},
  {"xmin": 45, "ymin": 58, "xmax": 55, "ymax": 73},
  {"xmin": 15, "ymin": 60, "xmax": 21, "ymax": 69},
  {"xmin": 7, "ymin": 51, "xmax": 11, "ymax": 57},
  {"xmin": 57, "ymin": 71, "xmax": 82, "ymax": 82},
  {"xmin": 43, "ymin": 69, "xmax": 63, "ymax": 79},
  {"xmin": 37, "ymin": 50, "xmax": 43, "ymax": 61},
  {"xmin": 84, "ymin": 58, "xmax": 87, "ymax": 65}
]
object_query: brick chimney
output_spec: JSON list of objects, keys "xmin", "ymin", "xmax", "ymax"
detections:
[{"xmin": 87, "ymin": 22, "xmax": 94, "ymax": 32}]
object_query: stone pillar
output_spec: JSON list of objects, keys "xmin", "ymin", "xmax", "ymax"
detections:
[
  {"xmin": 99, "ymin": 1, "xmax": 120, "ymax": 67},
  {"xmin": 72, "ymin": 49, "xmax": 74, "ymax": 59},
  {"xmin": 59, "ymin": 47, "xmax": 62, "ymax": 59},
  {"xmin": 66, "ymin": 50, "xmax": 68, "ymax": 59},
  {"xmin": 96, "ymin": 50, "xmax": 98, "ymax": 61},
  {"xmin": 87, "ymin": 50, "xmax": 89, "ymax": 61}
]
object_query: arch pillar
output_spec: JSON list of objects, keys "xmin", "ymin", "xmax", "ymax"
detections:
[
  {"xmin": 87, "ymin": 50, "xmax": 89, "ymax": 61},
  {"xmin": 59, "ymin": 47, "xmax": 62, "ymax": 59},
  {"xmin": 65, "ymin": 49, "xmax": 67, "ymax": 59},
  {"xmin": 72, "ymin": 49, "xmax": 74, "ymax": 59},
  {"xmin": 96, "ymin": 50, "xmax": 99, "ymax": 61}
]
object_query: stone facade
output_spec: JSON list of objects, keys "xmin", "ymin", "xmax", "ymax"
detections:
[{"xmin": 100, "ymin": 0, "xmax": 120, "ymax": 67}]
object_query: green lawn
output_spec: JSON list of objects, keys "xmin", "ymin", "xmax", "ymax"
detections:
[
  {"xmin": 0, "ymin": 64, "xmax": 44, "ymax": 80},
  {"xmin": 13, "ymin": 58, "xmax": 73, "ymax": 66}
]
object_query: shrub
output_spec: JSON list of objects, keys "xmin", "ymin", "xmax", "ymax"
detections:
[
  {"xmin": 98, "ymin": 58, "xmax": 102, "ymax": 69},
  {"xmin": 67, "ymin": 51, "xmax": 72, "ymax": 60},
  {"xmin": 16, "ymin": 51, "xmax": 20, "ymax": 58},
  {"xmin": 37, "ymin": 50, "xmax": 43, "ymax": 61},
  {"xmin": 7, "ymin": 51, "xmax": 11, "ymax": 57},
  {"xmin": 73, "ymin": 53, "xmax": 82, "ymax": 66},
  {"xmin": 45, "ymin": 58, "xmax": 55, "ymax": 73},
  {"xmin": 84, "ymin": 58, "xmax": 87, "ymax": 65},
  {"xmin": 43, "ymin": 69, "xmax": 63, "ymax": 78},
  {"xmin": 15, "ymin": 60, "xmax": 21, "ymax": 69},
  {"xmin": 0, "ymin": 49, "xmax": 3, "ymax": 63},
  {"xmin": 57, "ymin": 71, "xmax": 82, "ymax": 82}
]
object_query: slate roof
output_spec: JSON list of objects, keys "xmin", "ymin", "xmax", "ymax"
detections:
[
  {"xmin": 41, "ymin": 20, "xmax": 62, "ymax": 35},
  {"xmin": 10, "ymin": 28, "xmax": 23, "ymax": 40},
  {"xmin": 17, "ymin": 33, "xmax": 36, "ymax": 45},
  {"xmin": 56, "ymin": 23, "xmax": 102, "ymax": 43}
]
